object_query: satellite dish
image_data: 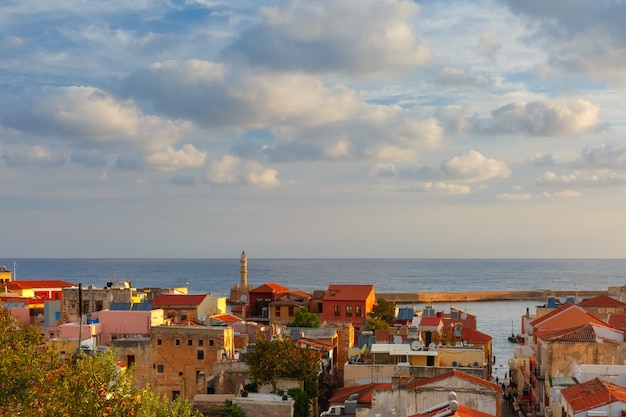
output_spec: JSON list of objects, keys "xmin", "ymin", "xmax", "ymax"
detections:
[
  {"xmin": 198, "ymin": 314, "xmax": 207, "ymax": 322},
  {"xmin": 559, "ymin": 297, "xmax": 567, "ymax": 304},
  {"xmin": 428, "ymin": 342, "xmax": 437, "ymax": 350},
  {"xmin": 460, "ymin": 312, "xmax": 467, "ymax": 320},
  {"xmin": 393, "ymin": 335, "xmax": 403, "ymax": 344},
  {"xmin": 411, "ymin": 340, "xmax": 422, "ymax": 351}
]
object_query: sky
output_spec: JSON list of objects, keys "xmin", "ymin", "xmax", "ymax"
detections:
[{"xmin": 1, "ymin": 0, "xmax": 626, "ymax": 259}]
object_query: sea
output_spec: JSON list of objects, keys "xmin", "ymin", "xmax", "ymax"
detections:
[{"xmin": 5, "ymin": 258, "xmax": 626, "ymax": 380}]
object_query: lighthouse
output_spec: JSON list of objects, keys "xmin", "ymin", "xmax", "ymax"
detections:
[{"xmin": 229, "ymin": 250, "xmax": 252, "ymax": 304}]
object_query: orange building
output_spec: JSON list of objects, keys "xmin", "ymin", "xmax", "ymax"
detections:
[{"xmin": 322, "ymin": 284, "xmax": 376, "ymax": 333}]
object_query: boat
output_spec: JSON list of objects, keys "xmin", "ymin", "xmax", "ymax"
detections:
[{"xmin": 508, "ymin": 333, "xmax": 524, "ymax": 344}]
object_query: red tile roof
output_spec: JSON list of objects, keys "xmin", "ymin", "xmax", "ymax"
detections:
[
  {"xmin": 607, "ymin": 313, "xmax": 626, "ymax": 330},
  {"xmin": 323, "ymin": 284, "xmax": 375, "ymax": 301},
  {"xmin": 410, "ymin": 404, "xmax": 495, "ymax": 417},
  {"xmin": 530, "ymin": 303, "xmax": 609, "ymax": 329},
  {"xmin": 152, "ymin": 293, "xmax": 208, "ymax": 306},
  {"xmin": 579, "ymin": 295, "xmax": 626, "ymax": 307},
  {"xmin": 561, "ymin": 378, "xmax": 626, "ymax": 413},
  {"xmin": 7, "ymin": 280, "xmax": 76, "ymax": 289},
  {"xmin": 536, "ymin": 323, "xmax": 598, "ymax": 343},
  {"xmin": 419, "ymin": 316, "xmax": 443, "ymax": 327},
  {"xmin": 459, "ymin": 326, "xmax": 492, "ymax": 343},
  {"xmin": 405, "ymin": 369, "xmax": 502, "ymax": 393},
  {"xmin": 210, "ymin": 313, "xmax": 242, "ymax": 323},
  {"xmin": 250, "ymin": 282, "xmax": 290, "ymax": 294},
  {"xmin": 328, "ymin": 383, "xmax": 392, "ymax": 404}
]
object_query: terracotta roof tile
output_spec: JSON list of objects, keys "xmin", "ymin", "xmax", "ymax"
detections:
[
  {"xmin": 561, "ymin": 378, "xmax": 626, "ymax": 413},
  {"xmin": 152, "ymin": 293, "xmax": 208, "ymax": 306},
  {"xmin": 536, "ymin": 323, "xmax": 597, "ymax": 343},
  {"xmin": 419, "ymin": 316, "xmax": 443, "ymax": 327},
  {"xmin": 8, "ymin": 280, "xmax": 77, "ymax": 289},
  {"xmin": 323, "ymin": 284, "xmax": 375, "ymax": 301},
  {"xmin": 607, "ymin": 313, "xmax": 626, "ymax": 330},
  {"xmin": 328, "ymin": 383, "xmax": 392, "ymax": 404},
  {"xmin": 459, "ymin": 327, "xmax": 492, "ymax": 343},
  {"xmin": 579, "ymin": 295, "xmax": 626, "ymax": 307},
  {"xmin": 250, "ymin": 282, "xmax": 290, "ymax": 294},
  {"xmin": 410, "ymin": 404, "xmax": 495, "ymax": 417},
  {"xmin": 405, "ymin": 369, "xmax": 502, "ymax": 393},
  {"xmin": 530, "ymin": 304, "xmax": 610, "ymax": 330},
  {"xmin": 210, "ymin": 313, "xmax": 242, "ymax": 323}
]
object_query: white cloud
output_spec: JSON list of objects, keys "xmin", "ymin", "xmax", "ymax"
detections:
[
  {"xmin": 144, "ymin": 144, "xmax": 207, "ymax": 172},
  {"xmin": 569, "ymin": 144, "xmax": 626, "ymax": 170},
  {"xmin": 488, "ymin": 98, "xmax": 600, "ymax": 137},
  {"xmin": 440, "ymin": 150, "xmax": 511, "ymax": 182},
  {"xmin": 537, "ymin": 171, "xmax": 626, "ymax": 188},
  {"xmin": 495, "ymin": 193, "xmax": 532, "ymax": 201},
  {"xmin": 206, "ymin": 155, "xmax": 279, "ymax": 188},
  {"xmin": 225, "ymin": 0, "xmax": 431, "ymax": 76},
  {"xmin": 2, "ymin": 86, "xmax": 188, "ymax": 151},
  {"xmin": 527, "ymin": 153, "xmax": 557, "ymax": 168}
]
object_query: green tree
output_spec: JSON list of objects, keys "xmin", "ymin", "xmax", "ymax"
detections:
[
  {"xmin": 364, "ymin": 298, "xmax": 397, "ymax": 331},
  {"xmin": 288, "ymin": 388, "xmax": 311, "ymax": 417},
  {"xmin": 211, "ymin": 400, "xmax": 246, "ymax": 417},
  {"xmin": 286, "ymin": 307, "xmax": 320, "ymax": 328},
  {"xmin": 0, "ymin": 307, "xmax": 201, "ymax": 417},
  {"xmin": 241, "ymin": 337, "xmax": 320, "ymax": 400}
]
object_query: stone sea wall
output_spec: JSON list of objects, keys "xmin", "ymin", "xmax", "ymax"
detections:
[{"xmin": 377, "ymin": 289, "xmax": 609, "ymax": 303}]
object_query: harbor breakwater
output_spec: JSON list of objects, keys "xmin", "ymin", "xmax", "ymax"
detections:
[{"xmin": 377, "ymin": 289, "xmax": 609, "ymax": 304}]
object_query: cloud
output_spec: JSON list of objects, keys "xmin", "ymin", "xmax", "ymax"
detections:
[
  {"xmin": 381, "ymin": 182, "xmax": 471, "ymax": 195},
  {"xmin": 223, "ymin": 0, "xmax": 431, "ymax": 76},
  {"xmin": 488, "ymin": 98, "xmax": 600, "ymax": 137},
  {"xmin": 436, "ymin": 98, "xmax": 600, "ymax": 138},
  {"xmin": 1, "ymin": 86, "xmax": 187, "ymax": 151},
  {"xmin": 440, "ymin": 150, "xmax": 511, "ymax": 182},
  {"xmin": 499, "ymin": 0, "xmax": 626, "ymax": 86},
  {"xmin": 118, "ymin": 60, "xmax": 363, "ymax": 130},
  {"xmin": 478, "ymin": 30, "xmax": 501, "ymax": 56},
  {"xmin": 434, "ymin": 67, "xmax": 489, "ymax": 88},
  {"xmin": 0, "ymin": 145, "xmax": 67, "ymax": 168},
  {"xmin": 568, "ymin": 143, "xmax": 626, "ymax": 170},
  {"xmin": 143, "ymin": 144, "xmax": 207, "ymax": 172},
  {"xmin": 537, "ymin": 171, "xmax": 626, "ymax": 188},
  {"xmin": 527, "ymin": 153, "xmax": 557, "ymax": 168},
  {"xmin": 206, "ymin": 155, "xmax": 279, "ymax": 188},
  {"xmin": 495, "ymin": 193, "xmax": 532, "ymax": 201}
]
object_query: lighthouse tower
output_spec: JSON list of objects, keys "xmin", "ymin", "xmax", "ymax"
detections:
[
  {"xmin": 230, "ymin": 250, "xmax": 252, "ymax": 304},
  {"xmin": 240, "ymin": 250, "xmax": 248, "ymax": 288}
]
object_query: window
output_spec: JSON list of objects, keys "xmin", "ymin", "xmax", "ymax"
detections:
[
  {"xmin": 181, "ymin": 314, "xmax": 187, "ymax": 321},
  {"xmin": 172, "ymin": 391, "xmax": 180, "ymax": 400},
  {"xmin": 275, "ymin": 307, "xmax": 281, "ymax": 317},
  {"xmin": 288, "ymin": 306, "xmax": 294, "ymax": 316},
  {"xmin": 198, "ymin": 339, "xmax": 204, "ymax": 347},
  {"xmin": 127, "ymin": 355, "xmax": 135, "ymax": 367},
  {"xmin": 157, "ymin": 338, "xmax": 162, "ymax": 345},
  {"xmin": 157, "ymin": 365, "xmax": 165, "ymax": 373},
  {"xmin": 346, "ymin": 306, "xmax": 352, "ymax": 317},
  {"xmin": 188, "ymin": 339, "xmax": 193, "ymax": 347},
  {"xmin": 334, "ymin": 306, "xmax": 340, "ymax": 317},
  {"xmin": 355, "ymin": 305, "xmax": 362, "ymax": 317},
  {"xmin": 175, "ymin": 339, "xmax": 180, "ymax": 346},
  {"xmin": 209, "ymin": 339, "xmax": 214, "ymax": 347},
  {"xmin": 197, "ymin": 350, "xmax": 204, "ymax": 360}
]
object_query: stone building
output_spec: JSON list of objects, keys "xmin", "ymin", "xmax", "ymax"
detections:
[{"xmin": 60, "ymin": 283, "xmax": 135, "ymax": 324}]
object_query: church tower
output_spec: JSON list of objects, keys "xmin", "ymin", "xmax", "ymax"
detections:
[{"xmin": 230, "ymin": 250, "xmax": 252, "ymax": 304}]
